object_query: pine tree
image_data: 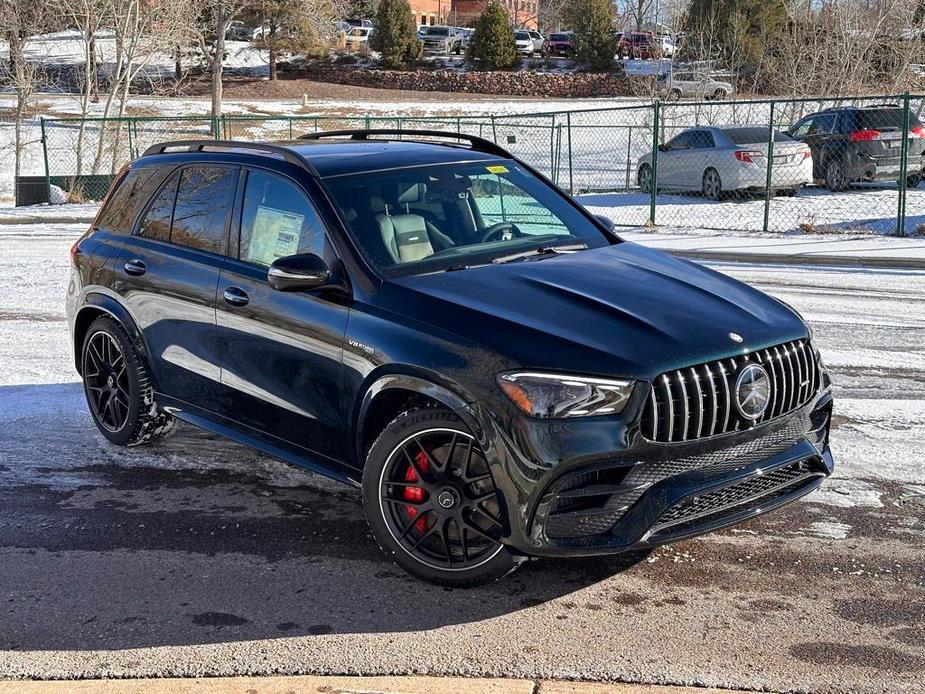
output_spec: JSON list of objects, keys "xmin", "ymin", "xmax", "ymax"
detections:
[
  {"xmin": 566, "ymin": 0, "xmax": 617, "ymax": 71},
  {"xmin": 370, "ymin": 0, "xmax": 420, "ymax": 68},
  {"xmin": 685, "ymin": 0, "xmax": 788, "ymax": 71},
  {"xmin": 346, "ymin": 0, "xmax": 379, "ymax": 19},
  {"xmin": 469, "ymin": 0, "xmax": 518, "ymax": 70}
]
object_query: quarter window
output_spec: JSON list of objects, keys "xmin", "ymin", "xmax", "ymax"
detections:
[
  {"xmin": 170, "ymin": 166, "xmax": 237, "ymax": 254},
  {"xmin": 138, "ymin": 172, "xmax": 179, "ymax": 242},
  {"xmin": 239, "ymin": 171, "xmax": 326, "ymax": 266},
  {"xmin": 97, "ymin": 166, "xmax": 168, "ymax": 235}
]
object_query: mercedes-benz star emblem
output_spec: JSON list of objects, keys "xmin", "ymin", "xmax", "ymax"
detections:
[
  {"xmin": 729, "ymin": 332, "xmax": 744, "ymax": 343},
  {"xmin": 437, "ymin": 490, "xmax": 457, "ymax": 510},
  {"xmin": 734, "ymin": 363, "xmax": 771, "ymax": 420}
]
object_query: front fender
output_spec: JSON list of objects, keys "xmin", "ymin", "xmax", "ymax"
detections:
[{"xmin": 354, "ymin": 371, "xmax": 483, "ymax": 464}]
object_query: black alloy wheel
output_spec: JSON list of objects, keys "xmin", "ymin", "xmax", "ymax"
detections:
[
  {"xmin": 379, "ymin": 428, "xmax": 503, "ymax": 570},
  {"xmin": 83, "ymin": 330, "xmax": 131, "ymax": 433},
  {"xmin": 363, "ymin": 408, "xmax": 522, "ymax": 586},
  {"xmin": 80, "ymin": 315, "xmax": 176, "ymax": 446}
]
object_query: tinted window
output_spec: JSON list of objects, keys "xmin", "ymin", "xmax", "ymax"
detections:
[
  {"xmin": 724, "ymin": 127, "xmax": 794, "ymax": 144},
  {"xmin": 97, "ymin": 166, "xmax": 168, "ymax": 235},
  {"xmin": 138, "ymin": 172, "xmax": 179, "ymax": 241},
  {"xmin": 845, "ymin": 108, "xmax": 920, "ymax": 132},
  {"xmin": 689, "ymin": 130, "xmax": 715, "ymax": 148},
  {"xmin": 667, "ymin": 132, "xmax": 692, "ymax": 149},
  {"xmin": 239, "ymin": 171, "xmax": 326, "ymax": 266},
  {"xmin": 170, "ymin": 166, "xmax": 236, "ymax": 254},
  {"xmin": 515, "ymin": 31, "xmax": 530, "ymax": 40}
]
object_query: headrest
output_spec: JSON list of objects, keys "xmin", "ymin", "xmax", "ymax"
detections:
[{"xmin": 395, "ymin": 182, "xmax": 426, "ymax": 205}]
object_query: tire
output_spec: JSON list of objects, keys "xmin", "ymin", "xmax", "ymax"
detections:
[
  {"xmin": 362, "ymin": 407, "xmax": 523, "ymax": 587},
  {"xmin": 668, "ymin": 88, "xmax": 682, "ymax": 101},
  {"xmin": 638, "ymin": 164, "xmax": 653, "ymax": 194},
  {"xmin": 907, "ymin": 173, "xmax": 922, "ymax": 188},
  {"xmin": 702, "ymin": 168, "xmax": 724, "ymax": 200},
  {"xmin": 712, "ymin": 88, "xmax": 726, "ymax": 100},
  {"xmin": 80, "ymin": 315, "xmax": 176, "ymax": 447},
  {"xmin": 825, "ymin": 159, "xmax": 849, "ymax": 192}
]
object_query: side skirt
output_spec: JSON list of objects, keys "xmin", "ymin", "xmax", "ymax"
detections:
[{"xmin": 158, "ymin": 393, "xmax": 361, "ymax": 488}]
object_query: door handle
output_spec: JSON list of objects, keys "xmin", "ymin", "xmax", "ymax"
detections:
[
  {"xmin": 223, "ymin": 287, "xmax": 249, "ymax": 307},
  {"xmin": 123, "ymin": 259, "xmax": 146, "ymax": 276}
]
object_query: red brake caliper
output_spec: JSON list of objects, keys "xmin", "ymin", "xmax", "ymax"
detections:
[{"xmin": 403, "ymin": 451, "xmax": 431, "ymax": 532}]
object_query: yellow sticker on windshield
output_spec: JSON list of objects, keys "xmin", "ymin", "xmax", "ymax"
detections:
[{"xmin": 486, "ymin": 165, "xmax": 509, "ymax": 174}]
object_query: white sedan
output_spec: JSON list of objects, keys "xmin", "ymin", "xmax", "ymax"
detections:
[{"xmin": 637, "ymin": 125, "xmax": 813, "ymax": 199}]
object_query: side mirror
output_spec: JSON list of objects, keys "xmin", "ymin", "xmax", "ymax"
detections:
[
  {"xmin": 268, "ymin": 253, "xmax": 331, "ymax": 292},
  {"xmin": 594, "ymin": 214, "xmax": 616, "ymax": 231},
  {"xmin": 657, "ymin": 143, "xmax": 669, "ymax": 152}
]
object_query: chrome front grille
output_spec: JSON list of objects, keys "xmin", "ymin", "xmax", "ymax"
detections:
[{"xmin": 640, "ymin": 340, "xmax": 820, "ymax": 443}]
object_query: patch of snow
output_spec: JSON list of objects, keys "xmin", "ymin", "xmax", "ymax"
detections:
[{"xmin": 806, "ymin": 520, "xmax": 852, "ymax": 540}]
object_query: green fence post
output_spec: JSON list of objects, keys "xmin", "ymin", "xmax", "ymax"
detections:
[
  {"xmin": 762, "ymin": 100, "xmax": 776, "ymax": 233},
  {"xmin": 40, "ymin": 117, "xmax": 51, "ymax": 204},
  {"xmin": 649, "ymin": 101, "xmax": 660, "ymax": 226},
  {"xmin": 898, "ymin": 92, "xmax": 910, "ymax": 237},
  {"xmin": 566, "ymin": 112, "xmax": 574, "ymax": 195},
  {"xmin": 625, "ymin": 126, "xmax": 633, "ymax": 192}
]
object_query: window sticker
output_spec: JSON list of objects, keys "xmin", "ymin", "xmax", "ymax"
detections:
[
  {"xmin": 247, "ymin": 205, "xmax": 304, "ymax": 265},
  {"xmin": 486, "ymin": 165, "xmax": 509, "ymax": 174}
]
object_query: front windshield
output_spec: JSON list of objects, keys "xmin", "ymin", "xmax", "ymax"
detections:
[
  {"xmin": 323, "ymin": 160, "xmax": 612, "ymax": 277},
  {"xmin": 425, "ymin": 27, "xmax": 448, "ymax": 36}
]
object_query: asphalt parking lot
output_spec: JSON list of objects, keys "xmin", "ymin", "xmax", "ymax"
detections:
[{"xmin": 0, "ymin": 223, "xmax": 923, "ymax": 692}]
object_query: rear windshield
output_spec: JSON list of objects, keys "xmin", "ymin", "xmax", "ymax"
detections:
[
  {"xmin": 550, "ymin": 33, "xmax": 570, "ymax": 41},
  {"xmin": 844, "ymin": 108, "xmax": 922, "ymax": 132},
  {"xmin": 724, "ymin": 128, "xmax": 795, "ymax": 144}
]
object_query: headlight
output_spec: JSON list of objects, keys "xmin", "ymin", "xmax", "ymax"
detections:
[{"xmin": 496, "ymin": 372, "xmax": 635, "ymax": 418}]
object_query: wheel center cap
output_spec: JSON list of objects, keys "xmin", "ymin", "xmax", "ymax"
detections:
[
  {"xmin": 106, "ymin": 375, "xmax": 115, "ymax": 388},
  {"xmin": 436, "ymin": 489, "xmax": 458, "ymax": 510}
]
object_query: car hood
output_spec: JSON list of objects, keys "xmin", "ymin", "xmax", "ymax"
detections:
[{"xmin": 379, "ymin": 242, "xmax": 807, "ymax": 381}]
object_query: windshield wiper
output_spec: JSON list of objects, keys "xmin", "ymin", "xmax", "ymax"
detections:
[{"xmin": 491, "ymin": 243, "xmax": 588, "ymax": 265}]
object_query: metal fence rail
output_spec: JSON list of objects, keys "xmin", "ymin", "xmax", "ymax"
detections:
[{"xmin": 38, "ymin": 93, "xmax": 925, "ymax": 236}]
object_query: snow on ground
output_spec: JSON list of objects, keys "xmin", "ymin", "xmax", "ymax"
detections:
[
  {"xmin": 1, "ymin": 221, "xmax": 923, "ymax": 503},
  {"xmin": 0, "ymin": 29, "xmax": 270, "ymax": 76}
]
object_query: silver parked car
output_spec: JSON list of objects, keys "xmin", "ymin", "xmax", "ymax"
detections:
[
  {"xmin": 656, "ymin": 71, "xmax": 734, "ymax": 100},
  {"xmin": 637, "ymin": 126, "xmax": 814, "ymax": 200}
]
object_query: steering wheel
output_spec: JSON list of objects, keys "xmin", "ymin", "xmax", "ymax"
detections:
[{"xmin": 481, "ymin": 222, "xmax": 524, "ymax": 244}]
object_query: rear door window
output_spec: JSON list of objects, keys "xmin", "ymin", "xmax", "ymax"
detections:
[
  {"xmin": 239, "ymin": 171, "xmax": 326, "ymax": 266},
  {"xmin": 725, "ymin": 128, "xmax": 794, "ymax": 144},
  {"xmin": 97, "ymin": 166, "xmax": 168, "ymax": 235},
  {"xmin": 170, "ymin": 166, "xmax": 237, "ymax": 254},
  {"xmin": 689, "ymin": 130, "xmax": 715, "ymax": 148}
]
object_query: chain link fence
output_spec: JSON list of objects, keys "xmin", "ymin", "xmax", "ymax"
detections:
[{"xmin": 36, "ymin": 93, "xmax": 925, "ymax": 236}]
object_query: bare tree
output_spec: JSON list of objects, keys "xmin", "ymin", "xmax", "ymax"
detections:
[
  {"xmin": 197, "ymin": 0, "xmax": 250, "ymax": 120},
  {"xmin": 1, "ymin": 0, "xmax": 53, "ymax": 183}
]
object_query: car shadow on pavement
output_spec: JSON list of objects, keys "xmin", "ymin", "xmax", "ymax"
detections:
[{"xmin": 0, "ymin": 383, "xmax": 649, "ymax": 652}]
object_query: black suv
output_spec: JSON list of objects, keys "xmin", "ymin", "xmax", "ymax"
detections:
[
  {"xmin": 66, "ymin": 131, "xmax": 834, "ymax": 586},
  {"xmin": 788, "ymin": 104, "xmax": 925, "ymax": 191}
]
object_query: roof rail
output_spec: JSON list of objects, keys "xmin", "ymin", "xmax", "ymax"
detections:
[
  {"xmin": 141, "ymin": 140, "xmax": 319, "ymax": 176},
  {"xmin": 298, "ymin": 129, "xmax": 512, "ymax": 158}
]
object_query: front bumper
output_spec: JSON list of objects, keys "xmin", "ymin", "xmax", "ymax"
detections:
[{"xmin": 474, "ymin": 380, "xmax": 834, "ymax": 559}]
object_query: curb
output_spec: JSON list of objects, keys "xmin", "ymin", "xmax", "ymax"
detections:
[
  {"xmin": 0, "ymin": 216, "xmax": 96, "ymax": 226},
  {"xmin": 0, "ymin": 676, "xmax": 757, "ymax": 694},
  {"xmin": 662, "ymin": 248, "xmax": 925, "ymax": 270}
]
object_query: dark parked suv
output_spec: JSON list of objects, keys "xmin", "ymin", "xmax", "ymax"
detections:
[
  {"xmin": 67, "ymin": 131, "xmax": 834, "ymax": 586},
  {"xmin": 788, "ymin": 104, "xmax": 925, "ymax": 191}
]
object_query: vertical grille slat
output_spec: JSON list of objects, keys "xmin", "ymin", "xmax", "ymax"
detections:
[
  {"xmin": 677, "ymin": 370, "xmax": 690, "ymax": 441},
  {"xmin": 704, "ymin": 363, "xmax": 718, "ymax": 437},
  {"xmin": 690, "ymin": 367, "xmax": 704, "ymax": 439},
  {"xmin": 642, "ymin": 339, "xmax": 821, "ymax": 443}
]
